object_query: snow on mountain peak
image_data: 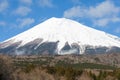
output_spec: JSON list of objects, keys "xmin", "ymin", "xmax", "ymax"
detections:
[{"xmin": 2, "ymin": 17, "xmax": 120, "ymax": 54}]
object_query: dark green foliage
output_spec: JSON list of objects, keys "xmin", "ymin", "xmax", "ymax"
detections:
[
  {"xmin": 113, "ymin": 69, "xmax": 120, "ymax": 80},
  {"xmin": 65, "ymin": 67, "xmax": 83, "ymax": 80},
  {"xmin": 14, "ymin": 55, "xmax": 116, "ymax": 70},
  {"xmin": 73, "ymin": 63, "xmax": 115, "ymax": 70},
  {"xmin": 89, "ymin": 71, "xmax": 97, "ymax": 80},
  {"xmin": 56, "ymin": 60, "xmax": 115, "ymax": 70},
  {"xmin": 64, "ymin": 67, "xmax": 76, "ymax": 80},
  {"xmin": 89, "ymin": 70, "xmax": 108, "ymax": 80},
  {"xmin": 92, "ymin": 74, "xmax": 97, "ymax": 80},
  {"xmin": 46, "ymin": 66, "xmax": 56, "ymax": 74},
  {"xmin": 117, "ymin": 73, "xmax": 120, "ymax": 80},
  {"xmin": 97, "ymin": 70, "xmax": 107, "ymax": 80},
  {"xmin": 23, "ymin": 63, "xmax": 35, "ymax": 73},
  {"xmin": 55, "ymin": 66, "xmax": 65, "ymax": 76},
  {"xmin": 46, "ymin": 66, "xmax": 83, "ymax": 80},
  {"xmin": 14, "ymin": 59, "xmax": 48, "ymax": 67}
]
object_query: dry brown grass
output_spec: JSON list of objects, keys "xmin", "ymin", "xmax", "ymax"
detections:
[
  {"xmin": 0, "ymin": 54, "xmax": 13, "ymax": 80},
  {"xmin": 77, "ymin": 71, "xmax": 92, "ymax": 80},
  {"xmin": 0, "ymin": 54, "xmax": 120, "ymax": 80},
  {"xmin": 13, "ymin": 67, "xmax": 57, "ymax": 80}
]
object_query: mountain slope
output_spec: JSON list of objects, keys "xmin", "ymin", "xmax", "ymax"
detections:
[{"xmin": 0, "ymin": 17, "xmax": 120, "ymax": 55}]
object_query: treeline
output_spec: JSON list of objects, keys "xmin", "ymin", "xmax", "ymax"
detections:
[
  {"xmin": 45, "ymin": 66, "xmax": 83, "ymax": 80},
  {"xmin": 16, "ymin": 64, "xmax": 120, "ymax": 80},
  {"xmin": 1, "ymin": 55, "xmax": 120, "ymax": 80}
]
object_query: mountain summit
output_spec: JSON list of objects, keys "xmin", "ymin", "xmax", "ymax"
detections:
[{"xmin": 1, "ymin": 17, "xmax": 120, "ymax": 55}]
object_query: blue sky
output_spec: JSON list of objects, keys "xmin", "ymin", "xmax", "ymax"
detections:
[{"xmin": 0, "ymin": 0, "xmax": 120, "ymax": 42}]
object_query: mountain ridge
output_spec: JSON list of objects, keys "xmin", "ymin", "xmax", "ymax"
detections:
[{"xmin": 0, "ymin": 17, "xmax": 120, "ymax": 55}]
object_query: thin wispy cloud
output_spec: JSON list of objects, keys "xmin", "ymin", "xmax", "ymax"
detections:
[
  {"xmin": 19, "ymin": 0, "xmax": 33, "ymax": 5},
  {"xmin": 64, "ymin": 0, "xmax": 120, "ymax": 27},
  {"xmin": 0, "ymin": 21, "xmax": 6, "ymax": 26},
  {"xmin": 64, "ymin": 6, "xmax": 86, "ymax": 18},
  {"xmin": 37, "ymin": 0, "xmax": 54, "ymax": 8},
  {"xmin": 13, "ymin": 6, "xmax": 31, "ymax": 16},
  {"xmin": 93, "ymin": 17, "xmax": 120, "ymax": 27},
  {"xmin": 115, "ymin": 28, "xmax": 120, "ymax": 33},
  {"xmin": 17, "ymin": 18, "xmax": 35, "ymax": 28},
  {"xmin": 71, "ymin": 0, "xmax": 81, "ymax": 5},
  {"xmin": 0, "ymin": 0, "xmax": 9, "ymax": 13}
]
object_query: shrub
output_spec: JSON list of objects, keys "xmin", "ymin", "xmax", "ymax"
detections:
[
  {"xmin": 97, "ymin": 70, "xmax": 107, "ymax": 80},
  {"xmin": 55, "ymin": 66, "xmax": 65, "ymax": 76},
  {"xmin": 23, "ymin": 63, "xmax": 35, "ymax": 73},
  {"xmin": 65, "ymin": 67, "xmax": 81, "ymax": 80},
  {"xmin": 46, "ymin": 66, "xmax": 56, "ymax": 74},
  {"xmin": 113, "ymin": 69, "xmax": 120, "ymax": 80},
  {"xmin": 89, "ymin": 71, "xmax": 97, "ymax": 80},
  {"xmin": 0, "ymin": 55, "xmax": 13, "ymax": 80},
  {"xmin": 46, "ymin": 66, "xmax": 83, "ymax": 80}
]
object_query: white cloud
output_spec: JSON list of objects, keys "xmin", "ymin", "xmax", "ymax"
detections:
[
  {"xmin": 64, "ymin": 6, "xmax": 86, "ymax": 18},
  {"xmin": 20, "ymin": 0, "xmax": 32, "ymax": 5},
  {"xmin": 63, "ymin": 0, "xmax": 120, "ymax": 27},
  {"xmin": 0, "ymin": 0, "xmax": 8, "ymax": 12},
  {"xmin": 14, "ymin": 6, "xmax": 31, "ymax": 16},
  {"xmin": 17, "ymin": 18, "xmax": 35, "ymax": 28},
  {"xmin": 88, "ymin": 1, "xmax": 119, "ymax": 18},
  {"xmin": 64, "ymin": 1, "xmax": 120, "ymax": 18},
  {"xmin": 94, "ymin": 18, "xmax": 109, "ymax": 27},
  {"xmin": 0, "ymin": 21, "xmax": 6, "ymax": 26},
  {"xmin": 94, "ymin": 17, "xmax": 120, "ymax": 27},
  {"xmin": 111, "ymin": 17, "xmax": 120, "ymax": 22},
  {"xmin": 38, "ymin": 0, "xmax": 53, "ymax": 7}
]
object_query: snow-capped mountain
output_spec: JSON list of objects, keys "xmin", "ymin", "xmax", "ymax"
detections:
[{"xmin": 0, "ymin": 17, "xmax": 120, "ymax": 55}]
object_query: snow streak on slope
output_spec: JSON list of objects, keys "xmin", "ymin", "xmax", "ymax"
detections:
[{"xmin": 3, "ymin": 17, "xmax": 120, "ymax": 54}]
